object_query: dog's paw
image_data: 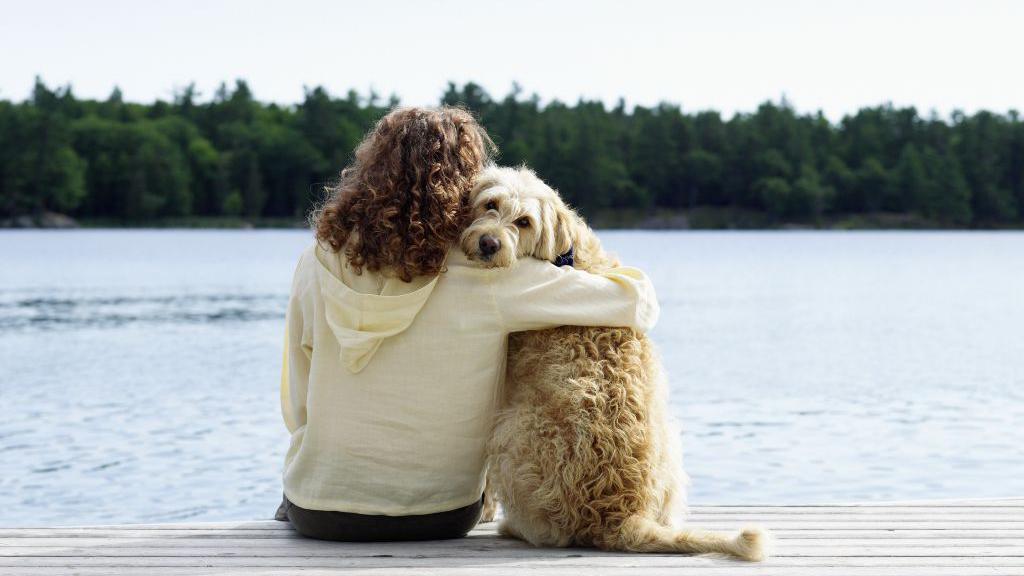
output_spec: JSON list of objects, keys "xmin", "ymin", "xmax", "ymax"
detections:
[
  {"xmin": 478, "ymin": 495, "xmax": 499, "ymax": 523},
  {"xmin": 479, "ymin": 508, "xmax": 497, "ymax": 523}
]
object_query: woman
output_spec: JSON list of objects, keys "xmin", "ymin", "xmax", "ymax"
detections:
[{"xmin": 279, "ymin": 106, "xmax": 659, "ymax": 541}]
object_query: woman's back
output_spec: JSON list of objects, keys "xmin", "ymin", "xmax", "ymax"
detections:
[{"xmin": 282, "ymin": 244, "xmax": 658, "ymax": 516}]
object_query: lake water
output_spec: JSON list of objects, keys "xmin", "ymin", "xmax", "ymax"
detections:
[{"xmin": 1, "ymin": 230, "xmax": 1022, "ymax": 526}]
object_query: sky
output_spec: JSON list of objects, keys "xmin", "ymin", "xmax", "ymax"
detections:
[{"xmin": 1, "ymin": 0, "xmax": 1022, "ymax": 120}]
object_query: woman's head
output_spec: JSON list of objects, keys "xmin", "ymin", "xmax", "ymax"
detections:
[{"xmin": 314, "ymin": 106, "xmax": 494, "ymax": 281}]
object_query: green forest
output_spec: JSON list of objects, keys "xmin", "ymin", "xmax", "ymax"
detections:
[{"xmin": 2, "ymin": 79, "xmax": 1023, "ymax": 228}]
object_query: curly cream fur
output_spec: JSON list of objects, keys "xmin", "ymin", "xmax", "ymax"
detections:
[{"xmin": 463, "ymin": 166, "xmax": 768, "ymax": 561}]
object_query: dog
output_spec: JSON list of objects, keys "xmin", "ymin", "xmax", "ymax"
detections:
[{"xmin": 461, "ymin": 166, "xmax": 767, "ymax": 561}]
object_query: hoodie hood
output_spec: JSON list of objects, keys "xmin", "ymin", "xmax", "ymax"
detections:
[{"xmin": 314, "ymin": 248, "xmax": 439, "ymax": 373}]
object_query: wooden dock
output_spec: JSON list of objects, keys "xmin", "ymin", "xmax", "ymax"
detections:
[{"xmin": 2, "ymin": 499, "xmax": 1022, "ymax": 575}]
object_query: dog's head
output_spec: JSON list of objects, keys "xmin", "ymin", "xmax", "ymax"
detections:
[{"xmin": 460, "ymin": 166, "xmax": 578, "ymax": 268}]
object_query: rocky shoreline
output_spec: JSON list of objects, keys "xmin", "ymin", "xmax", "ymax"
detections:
[{"xmin": 1, "ymin": 212, "xmax": 79, "ymax": 229}]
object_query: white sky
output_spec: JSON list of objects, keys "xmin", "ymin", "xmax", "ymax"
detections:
[{"xmin": 1, "ymin": 0, "xmax": 1021, "ymax": 120}]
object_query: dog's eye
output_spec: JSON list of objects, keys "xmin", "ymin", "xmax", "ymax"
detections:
[
  {"xmin": 485, "ymin": 201, "xmax": 498, "ymax": 211},
  {"xmin": 515, "ymin": 217, "xmax": 531, "ymax": 228}
]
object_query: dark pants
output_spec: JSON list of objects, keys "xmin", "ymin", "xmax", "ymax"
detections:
[{"xmin": 275, "ymin": 495, "xmax": 483, "ymax": 542}]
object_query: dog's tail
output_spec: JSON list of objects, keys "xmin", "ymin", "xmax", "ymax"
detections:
[{"xmin": 614, "ymin": 516, "xmax": 768, "ymax": 561}]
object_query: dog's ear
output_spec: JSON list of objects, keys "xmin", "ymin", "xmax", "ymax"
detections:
[
  {"xmin": 537, "ymin": 199, "xmax": 576, "ymax": 262},
  {"xmin": 469, "ymin": 165, "xmax": 501, "ymax": 206}
]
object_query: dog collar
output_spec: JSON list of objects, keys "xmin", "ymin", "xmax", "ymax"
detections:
[{"xmin": 553, "ymin": 246, "xmax": 574, "ymax": 267}]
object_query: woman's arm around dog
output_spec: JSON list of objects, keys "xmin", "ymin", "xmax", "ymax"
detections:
[{"xmin": 490, "ymin": 259, "xmax": 659, "ymax": 333}]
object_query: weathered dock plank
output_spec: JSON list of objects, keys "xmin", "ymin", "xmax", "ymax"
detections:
[{"xmin": 2, "ymin": 500, "xmax": 1022, "ymax": 575}]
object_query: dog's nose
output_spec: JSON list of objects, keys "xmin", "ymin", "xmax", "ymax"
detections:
[{"xmin": 479, "ymin": 235, "xmax": 501, "ymax": 257}]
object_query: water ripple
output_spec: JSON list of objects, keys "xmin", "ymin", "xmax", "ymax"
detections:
[{"xmin": 0, "ymin": 293, "xmax": 286, "ymax": 331}]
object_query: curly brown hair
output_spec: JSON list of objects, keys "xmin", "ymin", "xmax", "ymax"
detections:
[{"xmin": 313, "ymin": 106, "xmax": 495, "ymax": 282}]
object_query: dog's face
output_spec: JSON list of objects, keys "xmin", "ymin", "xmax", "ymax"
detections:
[{"xmin": 461, "ymin": 167, "xmax": 575, "ymax": 268}]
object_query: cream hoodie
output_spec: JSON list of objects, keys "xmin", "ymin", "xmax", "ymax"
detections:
[{"xmin": 281, "ymin": 243, "xmax": 659, "ymax": 516}]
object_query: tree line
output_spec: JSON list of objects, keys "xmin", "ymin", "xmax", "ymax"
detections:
[{"xmin": 2, "ymin": 78, "xmax": 1023, "ymax": 227}]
